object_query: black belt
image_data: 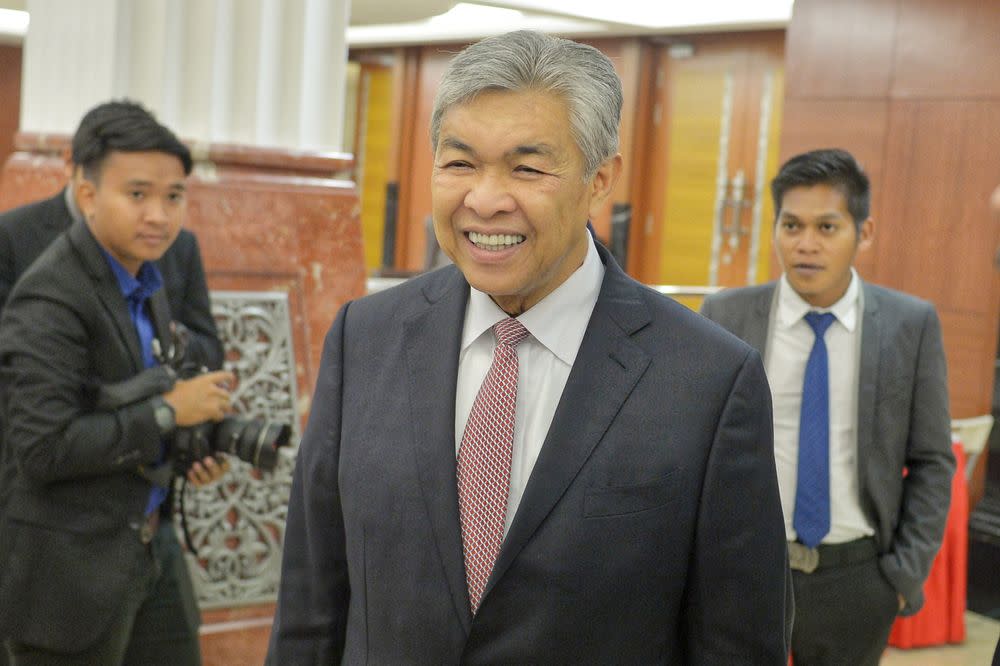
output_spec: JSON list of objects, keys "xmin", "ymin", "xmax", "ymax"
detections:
[{"xmin": 788, "ymin": 537, "xmax": 878, "ymax": 573}]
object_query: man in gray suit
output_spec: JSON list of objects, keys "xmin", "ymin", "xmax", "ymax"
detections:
[
  {"xmin": 268, "ymin": 30, "xmax": 791, "ymax": 664},
  {"xmin": 701, "ymin": 148, "xmax": 955, "ymax": 665}
]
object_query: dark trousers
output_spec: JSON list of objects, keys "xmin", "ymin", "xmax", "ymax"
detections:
[
  {"xmin": 790, "ymin": 554, "xmax": 900, "ymax": 666},
  {"xmin": 5, "ymin": 523, "xmax": 201, "ymax": 666}
]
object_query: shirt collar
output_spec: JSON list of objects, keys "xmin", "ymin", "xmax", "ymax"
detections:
[
  {"xmin": 462, "ymin": 233, "xmax": 605, "ymax": 365},
  {"xmin": 776, "ymin": 267, "xmax": 859, "ymax": 332},
  {"xmin": 100, "ymin": 247, "xmax": 163, "ymax": 303}
]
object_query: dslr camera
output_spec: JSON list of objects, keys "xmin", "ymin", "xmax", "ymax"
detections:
[
  {"xmin": 169, "ymin": 362, "xmax": 292, "ymax": 473},
  {"xmin": 93, "ymin": 362, "xmax": 292, "ymax": 474}
]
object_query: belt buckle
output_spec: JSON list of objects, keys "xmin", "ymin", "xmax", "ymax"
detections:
[{"xmin": 788, "ymin": 541, "xmax": 819, "ymax": 573}]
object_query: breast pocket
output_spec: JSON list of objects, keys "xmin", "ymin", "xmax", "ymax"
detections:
[{"xmin": 584, "ymin": 471, "xmax": 681, "ymax": 518}]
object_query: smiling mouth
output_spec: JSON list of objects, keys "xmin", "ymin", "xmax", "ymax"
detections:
[{"xmin": 467, "ymin": 231, "xmax": 526, "ymax": 251}]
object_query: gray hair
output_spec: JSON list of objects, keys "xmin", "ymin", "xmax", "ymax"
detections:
[{"xmin": 430, "ymin": 30, "xmax": 623, "ymax": 178}]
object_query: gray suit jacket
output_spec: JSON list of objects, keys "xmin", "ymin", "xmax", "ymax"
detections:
[
  {"xmin": 700, "ymin": 280, "xmax": 955, "ymax": 615},
  {"xmin": 268, "ymin": 244, "xmax": 792, "ymax": 664}
]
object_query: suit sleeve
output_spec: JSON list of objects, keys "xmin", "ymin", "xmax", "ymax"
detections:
[
  {"xmin": 683, "ymin": 348, "xmax": 792, "ymax": 664},
  {"xmin": 0, "ymin": 291, "xmax": 163, "ymax": 483},
  {"xmin": 174, "ymin": 233, "xmax": 224, "ymax": 370},
  {"xmin": 878, "ymin": 304, "xmax": 955, "ymax": 615},
  {"xmin": 267, "ymin": 303, "xmax": 351, "ymax": 664}
]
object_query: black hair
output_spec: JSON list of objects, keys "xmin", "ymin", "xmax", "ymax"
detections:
[
  {"xmin": 771, "ymin": 148, "xmax": 870, "ymax": 232},
  {"xmin": 71, "ymin": 100, "xmax": 192, "ymax": 182}
]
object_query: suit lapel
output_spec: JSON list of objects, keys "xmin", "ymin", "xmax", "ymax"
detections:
[
  {"xmin": 746, "ymin": 286, "xmax": 775, "ymax": 358},
  {"xmin": 403, "ymin": 268, "xmax": 474, "ymax": 632},
  {"xmin": 856, "ymin": 282, "xmax": 880, "ymax": 501},
  {"xmin": 485, "ymin": 248, "xmax": 652, "ymax": 600},
  {"xmin": 66, "ymin": 221, "xmax": 143, "ymax": 373}
]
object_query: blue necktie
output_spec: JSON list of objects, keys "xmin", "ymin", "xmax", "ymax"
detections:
[{"xmin": 794, "ymin": 311, "xmax": 836, "ymax": 548}]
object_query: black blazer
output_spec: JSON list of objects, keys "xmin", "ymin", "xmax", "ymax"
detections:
[
  {"xmin": 0, "ymin": 189, "xmax": 223, "ymax": 369},
  {"xmin": 268, "ymin": 243, "xmax": 792, "ymax": 664},
  {"xmin": 0, "ymin": 221, "xmax": 181, "ymax": 651}
]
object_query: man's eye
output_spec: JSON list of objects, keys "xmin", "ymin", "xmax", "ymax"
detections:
[
  {"xmin": 515, "ymin": 166, "xmax": 542, "ymax": 174},
  {"xmin": 129, "ymin": 191, "xmax": 145, "ymax": 200},
  {"xmin": 168, "ymin": 192, "xmax": 184, "ymax": 203},
  {"xmin": 443, "ymin": 161, "xmax": 471, "ymax": 169}
]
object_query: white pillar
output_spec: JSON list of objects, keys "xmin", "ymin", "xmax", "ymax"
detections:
[
  {"xmin": 19, "ymin": 0, "xmax": 351, "ymax": 151},
  {"xmin": 20, "ymin": 0, "xmax": 129, "ymax": 134}
]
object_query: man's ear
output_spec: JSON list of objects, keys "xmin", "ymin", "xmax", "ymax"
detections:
[
  {"xmin": 858, "ymin": 217, "xmax": 875, "ymax": 251},
  {"xmin": 587, "ymin": 154, "xmax": 623, "ymax": 219},
  {"xmin": 76, "ymin": 176, "xmax": 97, "ymax": 220}
]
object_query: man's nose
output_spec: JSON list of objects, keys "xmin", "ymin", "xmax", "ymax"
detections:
[
  {"xmin": 796, "ymin": 227, "xmax": 821, "ymax": 251},
  {"xmin": 463, "ymin": 173, "xmax": 516, "ymax": 218},
  {"xmin": 144, "ymin": 199, "xmax": 170, "ymax": 224}
]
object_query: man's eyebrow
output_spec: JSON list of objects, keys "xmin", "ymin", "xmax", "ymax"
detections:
[
  {"xmin": 778, "ymin": 211, "xmax": 845, "ymax": 221},
  {"xmin": 509, "ymin": 143, "xmax": 556, "ymax": 158},
  {"xmin": 440, "ymin": 137, "xmax": 475, "ymax": 155},
  {"xmin": 123, "ymin": 179, "xmax": 186, "ymax": 192}
]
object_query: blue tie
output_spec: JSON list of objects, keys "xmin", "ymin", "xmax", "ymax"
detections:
[{"xmin": 794, "ymin": 311, "xmax": 837, "ymax": 548}]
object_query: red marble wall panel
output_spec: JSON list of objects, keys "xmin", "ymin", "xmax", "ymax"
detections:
[{"xmin": 186, "ymin": 172, "xmax": 364, "ymax": 422}]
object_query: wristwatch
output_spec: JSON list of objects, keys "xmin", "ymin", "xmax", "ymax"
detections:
[{"xmin": 150, "ymin": 396, "xmax": 176, "ymax": 435}]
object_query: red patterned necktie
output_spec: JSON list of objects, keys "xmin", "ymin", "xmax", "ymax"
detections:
[{"xmin": 457, "ymin": 317, "xmax": 529, "ymax": 615}]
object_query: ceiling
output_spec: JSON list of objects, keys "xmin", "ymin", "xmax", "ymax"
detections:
[
  {"xmin": 348, "ymin": 0, "xmax": 793, "ymax": 46},
  {"xmin": 0, "ymin": 0, "xmax": 792, "ymax": 48}
]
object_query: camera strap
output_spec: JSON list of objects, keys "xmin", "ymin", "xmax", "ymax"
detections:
[{"xmin": 178, "ymin": 476, "xmax": 200, "ymax": 558}]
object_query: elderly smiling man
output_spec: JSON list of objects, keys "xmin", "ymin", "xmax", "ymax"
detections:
[{"xmin": 268, "ymin": 30, "xmax": 790, "ymax": 664}]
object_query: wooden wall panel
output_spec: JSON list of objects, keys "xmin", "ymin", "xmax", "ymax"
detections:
[
  {"xmin": 875, "ymin": 100, "xmax": 1000, "ymax": 416},
  {"xmin": 939, "ymin": 308, "xmax": 1000, "ymax": 418},
  {"xmin": 892, "ymin": 0, "xmax": 1000, "ymax": 98},
  {"xmin": 783, "ymin": 0, "xmax": 1000, "ymax": 419},
  {"xmin": 784, "ymin": 0, "xmax": 899, "ymax": 99},
  {"xmin": 0, "ymin": 45, "xmax": 22, "ymax": 173},
  {"xmin": 876, "ymin": 101, "xmax": 1000, "ymax": 307}
]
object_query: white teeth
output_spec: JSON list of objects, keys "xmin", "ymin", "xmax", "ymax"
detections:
[{"xmin": 468, "ymin": 231, "xmax": 525, "ymax": 250}]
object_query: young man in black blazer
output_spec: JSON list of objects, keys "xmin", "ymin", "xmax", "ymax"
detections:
[{"xmin": 0, "ymin": 101, "xmax": 233, "ymax": 665}]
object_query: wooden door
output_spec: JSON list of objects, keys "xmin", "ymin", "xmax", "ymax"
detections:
[{"xmin": 630, "ymin": 31, "xmax": 784, "ymax": 302}]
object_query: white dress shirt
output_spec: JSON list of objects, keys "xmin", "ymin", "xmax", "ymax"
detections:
[
  {"xmin": 456, "ymin": 235, "xmax": 604, "ymax": 535},
  {"xmin": 766, "ymin": 269, "xmax": 874, "ymax": 544}
]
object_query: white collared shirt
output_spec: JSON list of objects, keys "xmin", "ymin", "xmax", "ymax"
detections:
[
  {"xmin": 766, "ymin": 269, "xmax": 874, "ymax": 543},
  {"xmin": 456, "ymin": 235, "xmax": 604, "ymax": 535}
]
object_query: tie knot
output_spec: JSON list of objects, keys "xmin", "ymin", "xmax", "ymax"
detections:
[
  {"xmin": 493, "ymin": 317, "xmax": 529, "ymax": 348},
  {"xmin": 804, "ymin": 311, "xmax": 836, "ymax": 337}
]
